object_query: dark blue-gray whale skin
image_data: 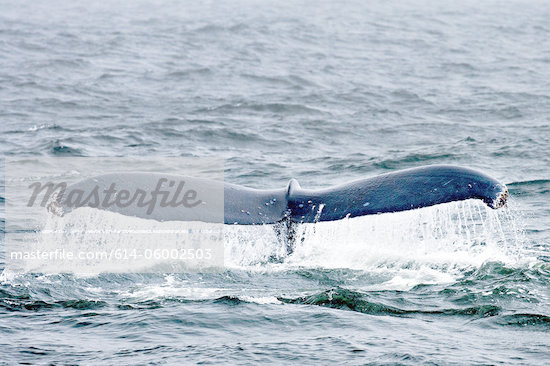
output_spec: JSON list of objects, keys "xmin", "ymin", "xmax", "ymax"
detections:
[
  {"xmin": 52, "ymin": 165, "xmax": 508, "ymax": 224},
  {"xmin": 284, "ymin": 165, "xmax": 508, "ymax": 224},
  {"xmin": 227, "ymin": 165, "xmax": 508, "ymax": 224}
]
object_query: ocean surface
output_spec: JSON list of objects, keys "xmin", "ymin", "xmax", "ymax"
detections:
[{"xmin": 1, "ymin": 0, "xmax": 550, "ymax": 364}]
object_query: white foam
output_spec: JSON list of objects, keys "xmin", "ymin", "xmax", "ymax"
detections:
[
  {"xmin": 224, "ymin": 200, "xmax": 528, "ymax": 289},
  {"xmin": 240, "ymin": 295, "xmax": 281, "ymax": 304},
  {"xmin": 123, "ymin": 284, "xmax": 226, "ymax": 301},
  {"xmin": 6, "ymin": 199, "xmax": 529, "ymax": 291}
]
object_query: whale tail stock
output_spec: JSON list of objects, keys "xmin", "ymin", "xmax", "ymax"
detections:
[{"xmin": 50, "ymin": 165, "xmax": 508, "ymax": 225}]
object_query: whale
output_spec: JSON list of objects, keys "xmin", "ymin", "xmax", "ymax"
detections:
[{"xmin": 46, "ymin": 165, "xmax": 508, "ymax": 225}]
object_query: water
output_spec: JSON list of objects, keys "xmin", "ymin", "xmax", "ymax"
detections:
[{"xmin": 1, "ymin": 0, "xmax": 550, "ymax": 364}]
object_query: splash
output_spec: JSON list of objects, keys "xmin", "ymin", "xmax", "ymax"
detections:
[
  {"xmin": 5, "ymin": 198, "xmax": 528, "ymax": 291},
  {"xmin": 224, "ymin": 199, "xmax": 528, "ymax": 289},
  {"xmin": 7, "ymin": 208, "xmax": 224, "ymax": 274}
]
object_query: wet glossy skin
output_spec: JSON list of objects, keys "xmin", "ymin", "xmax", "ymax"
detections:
[{"xmin": 57, "ymin": 165, "xmax": 507, "ymax": 225}]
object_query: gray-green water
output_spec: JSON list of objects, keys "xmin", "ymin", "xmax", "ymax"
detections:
[{"xmin": 1, "ymin": 0, "xmax": 549, "ymax": 364}]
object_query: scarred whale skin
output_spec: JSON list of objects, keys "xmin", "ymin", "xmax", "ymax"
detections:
[{"xmin": 51, "ymin": 165, "xmax": 508, "ymax": 225}]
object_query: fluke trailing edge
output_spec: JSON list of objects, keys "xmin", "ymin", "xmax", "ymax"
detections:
[{"xmin": 46, "ymin": 165, "xmax": 508, "ymax": 224}]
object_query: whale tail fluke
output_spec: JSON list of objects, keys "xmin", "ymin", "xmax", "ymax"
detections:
[{"xmin": 49, "ymin": 165, "xmax": 508, "ymax": 225}]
